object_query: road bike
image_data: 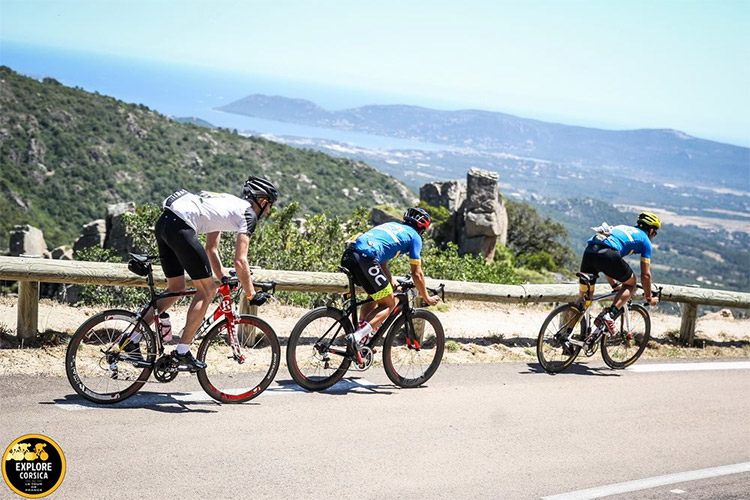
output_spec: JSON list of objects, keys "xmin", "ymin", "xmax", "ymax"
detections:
[
  {"xmin": 65, "ymin": 254, "xmax": 280, "ymax": 404},
  {"xmin": 286, "ymin": 267, "xmax": 446, "ymax": 391},
  {"xmin": 536, "ymin": 272, "xmax": 662, "ymax": 373}
]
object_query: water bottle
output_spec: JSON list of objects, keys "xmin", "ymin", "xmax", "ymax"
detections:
[{"xmin": 160, "ymin": 313, "xmax": 173, "ymax": 342}]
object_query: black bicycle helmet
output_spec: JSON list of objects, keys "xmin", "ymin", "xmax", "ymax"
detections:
[
  {"xmin": 403, "ymin": 207, "xmax": 432, "ymax": 233},
  {"xmin": 242, "ymin": 176, "xmax": 278, "ymax": 205}
]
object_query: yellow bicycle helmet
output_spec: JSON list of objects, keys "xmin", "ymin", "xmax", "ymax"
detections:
[{"xmin": 637, "ymin": 211, "xmax": 661, "ymax": 229}]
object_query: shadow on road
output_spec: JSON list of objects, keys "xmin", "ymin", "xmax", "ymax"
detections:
[
  {"xmin": 274, "ymin": 378, "xmax": 396, "ymax": 396},
  {"xmin": 523, "ymin": 362, "xmax": 620, "ymax": 377},
  {"xmin": 45, "ymin": 392, "xmax": 225, "ymax": 413}
]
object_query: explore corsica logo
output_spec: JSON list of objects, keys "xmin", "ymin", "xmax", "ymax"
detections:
[{"xmin": 3, "ymin": 435, "xmax": 66, "ymax": 498}]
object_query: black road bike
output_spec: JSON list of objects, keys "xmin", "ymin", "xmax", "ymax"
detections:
[
  {"xmin": 287, "ymin": 267, "xmax": 446, "ymax": 391},
  {"xmin": 66, "ymin": 254, "xmax": 280, "ymax": 404},
  {"xmin": 536, "ymin": 271, "xmax": 662, "ymax": 373}
]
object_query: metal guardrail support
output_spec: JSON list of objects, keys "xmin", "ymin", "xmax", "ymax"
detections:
[{"xmin": 0, "ymin": 256, "xmax": 748, "ymax": 342}]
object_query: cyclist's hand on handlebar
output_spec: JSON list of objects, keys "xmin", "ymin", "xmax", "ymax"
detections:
[
  {"xmin": 645, "ymin": 296, "xmax": 660, "ymax": 306},
  {"xmin": 423, "ymin": 294, "xmax": 440, "ymax": 307},
  {"xmin": 248, "ymin": 291, "xmax": 272, "ymax": 306}
]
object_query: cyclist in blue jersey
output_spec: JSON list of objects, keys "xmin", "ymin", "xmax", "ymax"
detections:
[
  {"xmin": 341, "ymin": 207, "xmax": 440, "ymax": 358},
  {"xmin": 578, "ymin": 212, "xmax": 661, "ymax": 335}
]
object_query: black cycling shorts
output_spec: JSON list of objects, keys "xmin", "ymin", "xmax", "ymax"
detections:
[
  {"xmin": 340, "ymin": 247, "xmax": 392, "ymax": 300},
  {"xmin": 580, "ymin": 244, "xmax": 634, "ymax": 284},
  {"xmin": 154, "ymin": 210, "xmax": 212, "ymax": 280}
]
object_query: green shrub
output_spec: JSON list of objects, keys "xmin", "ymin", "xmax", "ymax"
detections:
[{"xmin": 75, "ymin": 247, "xmax": 148, "ymax": 307}]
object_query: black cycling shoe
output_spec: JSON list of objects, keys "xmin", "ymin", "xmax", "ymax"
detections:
[
  {"xmin": 172, "ymin": 350, "xmax": 207, "ymax": 371},
  {"xmin": 344, "ymin": 333, "xmax": 360, "ymax": 357}
]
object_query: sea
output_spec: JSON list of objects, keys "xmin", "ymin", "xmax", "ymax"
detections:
[{"xmin": 0, "ymin": 40, "xmax": 446, "ymax": 151}]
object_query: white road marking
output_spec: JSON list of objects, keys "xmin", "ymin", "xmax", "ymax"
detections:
[
  {"xmin": 627, "ymin": 361, "xmax": 750, "ymax": 373},
  {"xmin": 542, "ymin": 462, "xmax": 750, "ymax": 500},
  {"xmin": 57, "ymin": 378, "xmax": 378, "ymax": 411},
  {"xmin": 670, "ymin": 489, "xmax": 686, "ymax": 494}
]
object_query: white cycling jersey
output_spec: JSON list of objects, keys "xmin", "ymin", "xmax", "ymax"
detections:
[{"xmin": 163, "ymin": 190, "xmax": 257, "ymax": 235}]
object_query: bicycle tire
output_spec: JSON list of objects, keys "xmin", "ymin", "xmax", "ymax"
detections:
[
  {"xmin": 196, "ymin": 315, "xmax": 281, "ymax": 403},
  {"xmin": 66, "ymin": 309, "xmax": 156, "ymax": 404},
  {"xmin": 382, "ymin": 309, "xmax": 445, "ymax": 388},
  {"xmin": 286, "ymin": 307, "xmax": 353, "ymax": 391},
  {"xmin": 536, "ymin": 303, "xmax": 585, "ymax": 373},
  {"xmin": 601, "ymin": 304, "xmax": 651, "ymax": 369}
]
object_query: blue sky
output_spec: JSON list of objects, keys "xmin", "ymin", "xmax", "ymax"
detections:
[{"xmin": 1, "ymin": 0, "xmax": 748, "ymax": 145}]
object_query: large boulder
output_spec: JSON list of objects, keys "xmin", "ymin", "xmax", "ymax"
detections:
[
  {"xmin": 73, "ymin": 219, "xmax": 106, "ymax": 254},
  {"xmin": 419, "ymin": 181, "xmax": 465, "ymax": 213},
  {"xmin": 9, "ymin": 224, "xmax": 48, "ymax": 257},
  {"xmin": 51, "ymin": 245, "xmax": 74, "ymax": 260},
  {"xmin": 369, "ymin": 207, "xmax": 401, "ymax": 226},
  {"xmin": 420, "ymin": 168, "xmax": 509, "ymax": 262},
  {"xmin": 104, "ymin": 202, "xmax": 137, "ymax": 257}
]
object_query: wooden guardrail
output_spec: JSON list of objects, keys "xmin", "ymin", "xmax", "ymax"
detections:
[{"xmin": 1, "ymin": 256, "xmax": 748, "ymax": 345}]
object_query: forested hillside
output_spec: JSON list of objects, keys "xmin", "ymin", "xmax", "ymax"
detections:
[{"xmin": 0, "ymin": 66, "xmax": 414, "ymax": 247}]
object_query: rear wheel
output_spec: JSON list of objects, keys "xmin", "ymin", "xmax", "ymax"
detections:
[
  {"xmin": 286, "ymin": 307, "xmax": 353, "ymax": 391},
  {"xmin": 197, "ymin": 315, "xmax": 280, "ymax": 403},
  {"xmin": 601, "ymin": 304, "xmax": 650, "ymax": 369},
  {"xmin": 382, "ymin": 309, "xmax": 445, "ymax": 388},
  {"xmin": 66, "ymin": 309, "xmax": 156, "ymax": 404},
  {"xmin": 536, "ymin": 304, "xmax": 585, "ymax": 373}
]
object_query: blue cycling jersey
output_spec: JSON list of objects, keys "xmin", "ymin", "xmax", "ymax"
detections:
[
  {"xmin": 352, "ymin": 222, "xmax": 423, "ymax": 264},
  {"xmin": 587, "ymin": 225, "xmax": 653, "ymax": 261}
]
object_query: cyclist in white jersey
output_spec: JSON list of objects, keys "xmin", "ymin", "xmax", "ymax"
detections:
[{"xmin": 145, "ymin": 176, "xmax": 278, "ymax": 370}]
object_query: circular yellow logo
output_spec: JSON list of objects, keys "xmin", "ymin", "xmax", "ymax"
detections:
[{"xmin": 3, "ymin": 435, "xmax": 66, "ymax": 498}]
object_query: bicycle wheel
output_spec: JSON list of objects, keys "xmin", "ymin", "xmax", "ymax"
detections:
[
  {"xmin": 536, "ymin": 303, "xmax": 585, "ymax": 373},
  {"xmin": 196, "ymin": 315, "xmax": 281, "ymax": 403},
  {"xmin": 601, "ymin": 304, "xmax": 651, "ymax": 369},
  {"xmin": 287, "ymin": 307, "xmax": 353, "ymax": 391},
  {"xmin": 382, "ymin": 309, "xmax": 445, "ymax": 388},
  {"xmin": 66, "ymin": 309, "xmax": 156, "ymax": 404}
]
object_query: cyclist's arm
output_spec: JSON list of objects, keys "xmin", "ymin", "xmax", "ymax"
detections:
[
  {"xmin": 380, "ymin": 262, "xmax": 397, "ymax": 288},
  {"xmin": 234, "ymin": 233, "xmax": 255, "ymax": 299},
  {"xmin": 410, "ymin": 262, "xmax": 439, "ymax": 306},
  {"xmin": 640, "ymin": 259, "xmax": 658, "ymax": 304},
  {"xmin": 205, "ymin": 232, "xmax": 227, "ymax": 280}
]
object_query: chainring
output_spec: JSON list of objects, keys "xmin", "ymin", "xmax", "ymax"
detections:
[{"xmin": 153, "ymin": 355, "xmax": 179, "ymax": 383}]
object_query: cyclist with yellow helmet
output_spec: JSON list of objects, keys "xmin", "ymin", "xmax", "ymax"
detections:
[{"xmin": 578, "ymin": 212, "xmax": 661, "ymax": 335}]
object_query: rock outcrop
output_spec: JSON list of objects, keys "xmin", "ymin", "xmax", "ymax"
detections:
[
  {"xmin": 104, "ymin": 202, "xmax": 136, "ymax": 257},
  {"xmin": 9, "ymin": 225, "xmax": 48, "ymax": 257},
  {"xmin": 420, "ymin": 168, "xmax": 508, "ymax": 262},
  {"xmin": 73, "ymin": 219, "xmax": 106, "ymax": 255}
]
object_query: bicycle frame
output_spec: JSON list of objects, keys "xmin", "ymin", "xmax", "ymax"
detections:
[{"xmin": 119, "ymin": 273, "xmax": 246, "ymax": 363}]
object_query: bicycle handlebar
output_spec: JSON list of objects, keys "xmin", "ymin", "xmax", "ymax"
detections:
[{"xmin": 396, "ymin": 278, "xmax": 446, "ymax": 302}]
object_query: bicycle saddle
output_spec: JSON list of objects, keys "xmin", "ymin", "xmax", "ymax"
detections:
[{"xmin": 576, "ymin": 272, "xmax": 596, "ymax": 285}]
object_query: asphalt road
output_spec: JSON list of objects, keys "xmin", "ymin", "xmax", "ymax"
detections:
[{"xmin": 1, "ymin": 359, "xmax": 748, "ymax": 499}]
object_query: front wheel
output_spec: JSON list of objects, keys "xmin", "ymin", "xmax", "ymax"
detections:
[
  {"xmin": 536, "ymin": 304, "xmax": 585, "ymax": 373},
  {"xmin": 196, "ymin": 315, "xmax": 281, "ymax": 403},
  {"xmin": 286, "ymin": 307, "xmax": 353, "ymax": 391},
  {"xmin": 601, "ymin": 304, "xmax": 651, "ymax": 369},
  {"xmin": 66, "ymin": 309, "xmax": 156, "ymax": 404},
  {"xmin": 382, "ymin": 309, "xmax": 445, "ymax": 388}
]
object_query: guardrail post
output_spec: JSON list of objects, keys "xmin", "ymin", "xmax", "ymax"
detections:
[
  {"xmin": 17, "ymin": 280, "xmax": 40, "ymax": 341},
  {"xmin": 679, "ymin": 303, "xmax": 698, "ymax": 346},
  {"xmin": 239, "ymin": 293, "xmax": 258, "ymax": 344}
]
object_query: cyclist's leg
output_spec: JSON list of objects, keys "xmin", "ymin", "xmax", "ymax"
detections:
[
  {"xmin": 180, "ymin": 277, "xmax": 217, "ymax": 344},
  {"xmin": 596, "ymin": 249, "xmax": 635, "ymax": 310},
  {"xmin": 160, "ymin": 211, "xmax": 216, "ymax": 346}
]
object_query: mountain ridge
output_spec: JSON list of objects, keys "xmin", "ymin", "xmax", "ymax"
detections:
[{"xmin": 219, "ymin": 94, "xmax": 749, "ymax": 188}]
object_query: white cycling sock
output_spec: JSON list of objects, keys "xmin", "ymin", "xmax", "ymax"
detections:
[
  {"xmin": 176, "ymin": 343, "xmax": 190, "ymax": 355},
  {"xmin": 353, "ymin": 322, "xmax": 373, "ymax": 342}
]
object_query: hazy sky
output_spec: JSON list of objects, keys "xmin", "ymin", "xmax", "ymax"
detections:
[{"xmin": 1, "ymin": 0, "xmax": 748, "ymax": 145}]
